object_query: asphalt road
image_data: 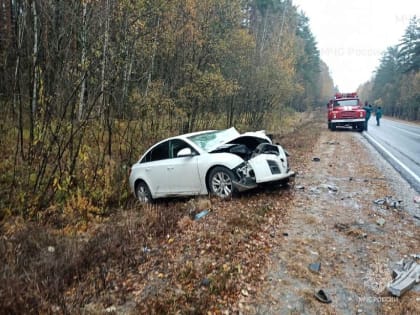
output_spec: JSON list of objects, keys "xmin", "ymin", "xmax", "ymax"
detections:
[{"xmin": 363, "ymin": 117, "xmax": 420, "ymax": 193}]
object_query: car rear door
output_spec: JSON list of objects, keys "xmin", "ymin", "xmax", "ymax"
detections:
[{"xmin": 141, "ymin": 140, "xmax": 171, "ymax": 196}]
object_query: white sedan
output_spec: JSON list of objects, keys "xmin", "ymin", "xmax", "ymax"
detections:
[{"xmin": 129, "ymin": 127, "xmax": 295, "ymax": 202}]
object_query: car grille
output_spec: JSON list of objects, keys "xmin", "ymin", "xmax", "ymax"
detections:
[
  {"xmin": 340, "ymin": 111, "xmax": 358, "ymax": 119},
  {"xmin": 267, "ymin": 160, "xmax": 280, "ymax": 174}
]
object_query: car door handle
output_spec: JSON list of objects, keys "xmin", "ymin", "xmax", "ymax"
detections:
[
  {"xmin": 145, "ymin": 167, "xmax": 151, "ymax": 172},
  {"xmin": 167, "ymin": 167, "xmax": 174, "ymax": 170}
]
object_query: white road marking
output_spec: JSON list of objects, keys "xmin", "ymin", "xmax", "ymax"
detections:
[{"xmin": 363, "ymin": 132, "xmax": 420, "ymax": 185}]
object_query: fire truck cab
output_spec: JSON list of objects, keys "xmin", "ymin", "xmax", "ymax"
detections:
[{"xmin": 327, "ymin": 93, "xmax": 366, "ymax": 131}]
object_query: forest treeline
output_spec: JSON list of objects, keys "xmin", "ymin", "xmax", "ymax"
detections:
[
  {"xmin": 0, "ymin": 0, "xmax": 334, "ymax": 215},
  {"xmin": 358, "ymin": 16, "xmax": 419, "ymax": 120}
]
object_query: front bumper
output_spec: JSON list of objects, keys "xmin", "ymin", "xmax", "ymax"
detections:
[
  {"xmin": 233, "ymin": 170, "xmax": 295, "ymax": 192},
  {"xmin": 331, "ymin": 118, "xmax": 365, "ymax": 123}
]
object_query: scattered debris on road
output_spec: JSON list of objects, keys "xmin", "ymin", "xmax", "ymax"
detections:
[
  {"xmin": 376, "ymin": 218, "xmax": 386, "ymax": 226},
  {"xmin": 373, "ymin": 196, "xmax": 403, "ymax": 209},
  {"xmin": 314, "ymin": 289, "xmax": 332, "ymax": 304},
  {"xmin": 324, "ymin": 184, "xmax": 338, "ymax": 192},
  {"xmin": 388, "ymin": 257, "xmax": 420, "ymax": 297},
  {"xmin": 200, "ymin": 278, "xmax": 211, "ymax": 287},
  {"xmin": 308, "ymin": 262, "xmax": 321, "ymax": 274},
  {"xmin": 312, "ymin": 157, "xmax": 321, "ymax": 162},
  {"xmin": 194, "ymin": 209, "xmax": 210, "ymax": 220}
]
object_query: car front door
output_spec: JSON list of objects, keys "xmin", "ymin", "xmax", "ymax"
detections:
[{"xmin": 164, "ymin": 139, "xmax": 201, "ymax": 194}]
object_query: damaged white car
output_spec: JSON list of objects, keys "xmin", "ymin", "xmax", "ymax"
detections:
[{"xmin": 129, "ymin": 127, "xmax": 295, "ymax": 203}]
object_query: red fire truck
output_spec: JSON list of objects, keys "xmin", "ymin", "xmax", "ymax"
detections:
[{"xmin": 327, "ymin": 92, "xmax": 366, "ymax": 131}]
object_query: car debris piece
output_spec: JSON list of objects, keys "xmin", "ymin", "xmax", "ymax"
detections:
[
  {"xmin": 314, "ymin": 289, "xmax": 332, "ymax": 304},
  {"xmin": 327, "ymin": 184, "xmax": 338, "ymax": 192},
  {"xmin": 142, "ymin": 246, "xmax": 151, "ymax": 253},
  {"xmin": 200, "ymin": 278, "xmax": 211, "ymax": 287},
  {"xmin": 373, "ymin": 198, "xmax": 386, "ymax": 205},
  {"xmin": 309, "ymin": 262, "xmax": 321, "ymax": 273},
  {"xmin": 312, "ymin": 157, "xmax": 321, "ymax": 162},
  {"xmin": 373, "ymin": 196, "xmax": 402, "ymax": 209},
  {"xmin": 194, "ymin": 209, "xmax": 210, "ymax": 220},
  {"xmin": 376, "ymin": 218, "xmax": 386, "ymax": 227},
  {"xmin": 309, "ymin": 187, "xmax": 321, "ymax": 195},
  {"xmin": 295, "ymin": 185, "xmax": 305, "ymax": 190},
  {"xmin": 388, "ymin": 258, "xmax": 420, "ymax": 297},
  {"xmin": 413, "ymin": 196, "xmax": 420, "ymax": 204}
]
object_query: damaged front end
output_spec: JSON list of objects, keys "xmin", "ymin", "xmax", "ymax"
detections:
[
  {"xmin": 215, "ymin": 142, "xmax": 295, "ymax": 192},
  {"xmin": 232, "ymin": 161, "xmax": 258, "ymax": 191}
]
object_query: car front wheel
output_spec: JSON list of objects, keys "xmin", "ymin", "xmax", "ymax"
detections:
[
  {"xmin": 208, "ymin": 167, "xmax": 235, "ymax": 199},
  {"xmin": 135, "ymin": 181, "xmax": 152, "ymax": 203}
]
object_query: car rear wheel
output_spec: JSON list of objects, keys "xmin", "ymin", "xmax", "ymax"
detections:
[
  {"xmin": 135, "ymin": 181, "xmax": 152, "ymax": 203},
  {"xmin": 208, "ymin": 167, "xmax": 235, "ymax": 199}
]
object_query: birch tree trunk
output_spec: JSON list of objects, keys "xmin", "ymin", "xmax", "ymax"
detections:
[
  {"xmin": 145, "ymin": 17, "xmax": 159, "ymax": 97},
  {"xmin": 13, "ymin": 1, "xmax": 27, "ymax": 159},
  {"xmin": 30, "ymin": 0, "xmax": 39, "ymax": 146},
  {"xmin": 100, "ymin": 0, "xmax": 110, "ymax": 121},
  {"xmin": 78, "ymin": 1, "xmax": 87, "ymax": 121}
]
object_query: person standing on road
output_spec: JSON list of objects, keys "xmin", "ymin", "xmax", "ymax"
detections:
[
  {"xmin": 375, "ymin": 106, "xmax": 382, "ymax": 126},
  {"xmin": 363, "ymin": 101, "xmax": 372, "ymax": 131}
]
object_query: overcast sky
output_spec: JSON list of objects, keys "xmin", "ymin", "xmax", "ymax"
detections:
[{"xmin": 292, "ymin": 0, "xmax": 419, "ymax": 92}]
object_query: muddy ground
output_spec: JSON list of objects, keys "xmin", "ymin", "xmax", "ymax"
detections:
[{"xmin": 251, "ymin": 125, "xmax": 420, "ymax": 314}]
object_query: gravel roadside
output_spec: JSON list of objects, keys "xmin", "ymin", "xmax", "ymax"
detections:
[{"xmin": 251, "ymin": 126, "xmax": 420, "ymax": 315}]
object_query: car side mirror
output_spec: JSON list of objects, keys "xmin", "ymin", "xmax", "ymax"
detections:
[{"xmin": 177, "ymin": 147, "xmax": 194, "ymax": 157}]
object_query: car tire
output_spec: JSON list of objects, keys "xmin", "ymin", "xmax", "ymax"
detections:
[
  {"xmin": 135, "ymin": 181, "xmax": 153, "ymax": 204},
  {"xmin": 331, "ymin": 123, "xmax": 336, "ymax": 131},
  {"xmin": 208, "ymin": 166, "xmax": 235, "ymax": 199}
]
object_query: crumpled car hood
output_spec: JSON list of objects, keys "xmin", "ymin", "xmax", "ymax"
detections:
[{"xmin": 207, "ymin": 127, "xmax": 271, "ymax": 152}]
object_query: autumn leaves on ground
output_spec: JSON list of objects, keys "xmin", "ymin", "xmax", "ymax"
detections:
[
  {"xmin": 2, "ymin": 112, "xmax": 420, "ymax": 314},
  {"xmin": 0, "ymin": 112, "xmax": 311, "ymax": 314}
]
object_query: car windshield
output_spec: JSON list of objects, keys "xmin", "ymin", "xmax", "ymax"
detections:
[
  {"xmin": 188, "ymin": 128, "xmax": 239, "ymax": 152},
  {"xmin": 334, "ymin": 99, "xmax": 359, "ymax": 107}
]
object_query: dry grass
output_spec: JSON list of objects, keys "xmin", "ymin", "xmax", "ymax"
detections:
[{"xmin": 0, "ymin": 112, "xmax": 322, "ymax": 314}]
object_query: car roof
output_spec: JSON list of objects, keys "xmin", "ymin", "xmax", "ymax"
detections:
[{"xmin": 176, "ymin": 129, "xmax": 217, "ymax": 139}]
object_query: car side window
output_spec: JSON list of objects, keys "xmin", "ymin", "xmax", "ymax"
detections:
[
  {"xmin": 169, "ymin": 139, "xmax": 197, "ymax": 158},
  {"xmin": 141, "ymin": 141, "xmax": 169, "ymax": 163}
]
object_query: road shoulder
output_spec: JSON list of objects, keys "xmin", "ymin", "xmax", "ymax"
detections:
[{"xmin": 252, "ymin": 128, "xmax": 420, "ymax": 314}]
